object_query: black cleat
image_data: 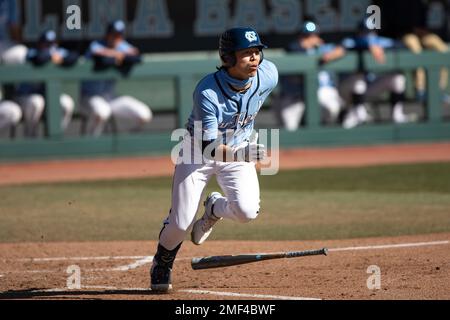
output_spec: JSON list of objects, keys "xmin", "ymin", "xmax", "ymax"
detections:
[
  {"xmin": 150, "ymin": 242, "xmax": 181, "ymax": 293},
  {"xmin": 150, "ymin": 262, "xmax": 172, "ymax": 293}
]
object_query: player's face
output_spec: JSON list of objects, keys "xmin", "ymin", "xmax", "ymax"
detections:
[
  {"xmin": 106, "ymin": 33, "xmax": 124, "ymax": 47},
  {"xmin": 229, "ymin": 47, "xmax": 261, "ymax": 80}
]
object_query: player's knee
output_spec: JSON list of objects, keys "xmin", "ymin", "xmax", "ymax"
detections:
[
  {"xmin": 123, "ymin": 96, "xmax": 153, "ymax": 123},
  {"xmin": 172, "ymin": 223, "xmax": 191, "ymax": 234},
  {"xmin": 29, "ymin": 94, "xmax": 45, "ymax": 113},
  {"xmin": 392, "ymin": 74, "xmax": 406, "ymax": 93},
  {"xmin": 11, "ymin": 104, "xmax": 22, "ymax": 123},
  {"xmin": 89, "ymin": 96, "xmax": 111, "ymax": 121},
  {"xmin": 230, "ymin": 201, "xmax": 260, "ymax": 223},
  {"xmin": 353, "ymin": 80, "xmax": 367, "ymax": 95},
  {"xmin": 60, "ymin": 94, "xmax": 75, "ymax": 115},
  {"xmin": 141, "ymin": 107, "xmax": 152, "ymax": 123},
  {"xmin": 2, "ymin": 101, "xmax": 22, "ymax": 124},
  {"xmin": 323, "ymin": 101, "xmax": 341, "ymax": 119}
]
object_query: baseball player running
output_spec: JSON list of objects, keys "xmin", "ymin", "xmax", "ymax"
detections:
[{"xmin": 150, "ymin": 27, "xmax": 278, "ymax": 292}]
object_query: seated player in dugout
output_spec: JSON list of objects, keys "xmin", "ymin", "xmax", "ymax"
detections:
[
  {"xmin": 274, "ymin": 19, "xmax": 346, "ymax": 131},
  {"xmin": 13, "ymin": 30, "xmax": 78, "ymax": 137},
  {"xmin": 339, "ymin": 18, "xmax": 417, "ymax": 128},
  {"xmin": 80, "ymin": 20, "xmax": 152, "ymax": 136},
  {"xmin": 150, "ymin": 27, "xmax": 278, "ymax": 292}
]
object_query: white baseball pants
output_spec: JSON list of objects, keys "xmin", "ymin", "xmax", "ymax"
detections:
[
  {"xmin": 159, "ymin": 135, "xmax": 260, "ymax": 250},
  {"xmin": 0, "ymin": 43, "xmax": 28, "ymax": 65},
  {"xmin": 274, "ymin": 86, "xmax": 343, "ymax": 131},
  {"xmin": 82, "ymin": 95, "xmax": 152, "ymax": 136},
  {"xmin": 0, "ymin": 100, "xmax": 22, "ymax": 130},
  {"xmin": 318, "ymin": 86, "xmax": 344, "ymax": 122},
  {"xmin": 339, "ymin": 73, "xmax": 406, "ymax": 101},
  {"xmin": 17, "ymin": 93, "xmax": 74, "ymax": 136}
]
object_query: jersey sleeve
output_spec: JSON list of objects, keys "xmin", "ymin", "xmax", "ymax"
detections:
[
  {"xmin": 319, "ymin": 43, "xmax": 337, "ymax": 55},
  {"xmin": 261, "ymin": 59, "xmax": 279, "ymax": 90},
  {"xmin": 117, "ymin": 40, "xmax": 135, "ymax": 53},
  {"xmin": 86, "ymin": 41, "xmax": 104, "ymax": 57},
  {"xmin": 193, "ymin": 90, "xmax": 219, "ymax": 141}
]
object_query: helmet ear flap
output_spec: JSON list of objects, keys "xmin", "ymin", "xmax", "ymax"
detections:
[{"xmin": 220, "ymin": 51, "xmax": 236, "ymax": 67}]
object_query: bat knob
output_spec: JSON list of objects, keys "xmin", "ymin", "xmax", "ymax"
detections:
[{"xmin": 322, "ymin": 248, "xmax": 328, "ymax": 256}]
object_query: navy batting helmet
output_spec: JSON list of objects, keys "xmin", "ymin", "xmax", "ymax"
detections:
[
  {"xmin": 300, "ymin": 21, "xmax": 319, "ymax": 35},
  {"xmin": 39, "ymin": 29, "xmax": 57, "ymax": 44},
  {"xmin": 219, "ymin": 27, "xmax": 267, "ymax": 67},
  {"xmin": 106, "ymin": 19, "xmax": 126, "ymax": 35}
]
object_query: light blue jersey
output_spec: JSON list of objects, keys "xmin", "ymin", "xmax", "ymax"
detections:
[
  {"xmin": 16, "ymin": 45, "xmax": 72, "ymax": 95},
  {"xmin": 81, "ymin": 40, "xmax": 134, "ymax": 99},
  {"xmin": 296, "ymin": 43, "xmax": 337, "ymax": 88},
  {"xmin": 187, "ymin": 59, "xmax": 278, "ymax": 147},
  {"xmin": 342, "ymin": 32, "xmax": 397, "ymax": 50}
]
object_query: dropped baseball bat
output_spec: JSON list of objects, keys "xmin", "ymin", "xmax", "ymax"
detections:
[{"xmin": 191, "ymin": 247, "xmax": 328, "ymax": 270}]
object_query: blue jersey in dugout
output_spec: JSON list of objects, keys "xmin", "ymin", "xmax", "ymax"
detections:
[
  {"xmin": 81, "ymin": 40, "xmax": 135, "ymax": 99},
  {"xmin": 187, "ymin": 59, "xmax": 278, "ymax": 148},
  {"xmin": 16, "ymin": 46, "xmax": 72, "ymax": 95}
]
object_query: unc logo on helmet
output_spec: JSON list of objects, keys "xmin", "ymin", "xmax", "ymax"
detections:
[
  {"xmin": 245, "ymin": 31, "xmax": 258, "ymax": 42},
  {"xmin": 219, "ymin": 27, "xmax": 268, "ymax": 67}
]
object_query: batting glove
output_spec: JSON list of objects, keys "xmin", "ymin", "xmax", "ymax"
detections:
[{"xmin": 233, "ymin": 133, "xmax": 266, "ymax": 162}]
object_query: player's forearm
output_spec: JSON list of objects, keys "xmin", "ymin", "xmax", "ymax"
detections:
[
  {"xmin": 94, "ymin": 48, "xmax": 122, "ymax": 58},
  {"xmin": 202, "ymin": 142, "xmax": 241, "ymax": 162},
  {"xmin": 207, "ymin": 144, "xmax": 236, "ymax": 162},
  {"xmin": 369, "ymin": 45, "xmax": 385, "ymax": 64},
  {"xmin": 322, "ymin": 46, "xmax": 345, "ymax": 63}
]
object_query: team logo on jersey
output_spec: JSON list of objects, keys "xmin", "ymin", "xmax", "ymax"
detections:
[{"xmin": 245, "ymin": 31, "xmax": 257, "ymax": 42}]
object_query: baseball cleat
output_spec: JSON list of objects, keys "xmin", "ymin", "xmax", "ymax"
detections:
[
  {"xmin": 191, "ymin": 192, "xmax": 223, "ymax": 245},
  {"xmin": 150, "ymin": 262, "xmax": 173, "ymax": 293}
]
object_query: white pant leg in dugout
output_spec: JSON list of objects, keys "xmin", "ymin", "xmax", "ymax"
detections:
[
  {"xmin": 318, "ymin": 86, "xmax": 343, "ymax": 122},
  {"xmin": 365, "ymin": 74, "xmax": 406, "ymax": 97},
  {"xmin": 17, "ymin": 94, "xmax": 45, "ymax": 136},
  {"xmin": 0, "ymin": 100, "xmax": 22, "ymax": 130},
  {"xmin": 18, "ymin": 93, "xmax": 75, "ymax": 135},
  {"xmin": 109, "ymin": 95, "xmax": 152, "ymax": 131},
  {"xmin": 60, "ymin": 93, "xmax": 75, "ymax": 131},
  {"xmin": 82, "ymin": 96, "xmax": 112, "ymax": 136},
  {"xmin": 0, "ymin": 44, "xmax": 27, "ymax": 65}
]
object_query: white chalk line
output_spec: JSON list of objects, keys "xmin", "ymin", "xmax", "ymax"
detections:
[
  {"xmin": 328, "ymin": 240, "xmax": 449, "ymax": 252},
  {"xmin": 2, "ymin": 269, "xmax": 56, "ymax": 274},
  {"xmin": 105, "ymin": 256, "xmax": 154, "ymax": 271},
  {"xmin": 29, "ymin": 286, "xmax": 317, "ymax": 300},
  {"xmin": 5, "ymin": 240, "xmax": 448, "ymax": 301},
  {"xmin": 9, "ymin": 255, "xmax": 146, "ymax": 262},
  {"xmin": 179, "ymin": 289, "xmax": 320, "ymax": 300},
  {"xmin": 2, "ymin": 239, "xmax": 448, "ymax": 275},
  {"xmin": 89, "ymin": 256, "xmax": 196, "ymax": 272}
]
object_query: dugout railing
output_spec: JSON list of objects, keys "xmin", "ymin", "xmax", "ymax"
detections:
[{"xmin": 0, "ymin": 50, "xmax": 449, "ymax": 161}]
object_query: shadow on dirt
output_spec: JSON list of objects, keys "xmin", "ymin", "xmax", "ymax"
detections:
[{"xmin": 0, "ymin": 288, "xmax": 169, "ymax": 299}]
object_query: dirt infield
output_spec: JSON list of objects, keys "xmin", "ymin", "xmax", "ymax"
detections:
[
  {"xmin": 0, "ymin": 233, "xmax": 448, "ymax": 300},
  {"xmin": 1, "ymin": 141, "xmax": 450, "ymax": 186},
  {"xmin": 1, "ymin": 142, "xmax": 449, "ymax": 300}
]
